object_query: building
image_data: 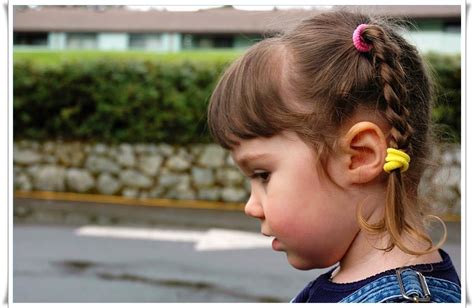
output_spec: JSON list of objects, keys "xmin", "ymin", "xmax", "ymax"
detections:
[{"xmin": 13, "ymin": 5, "xmax": 461, "ymax": 54}]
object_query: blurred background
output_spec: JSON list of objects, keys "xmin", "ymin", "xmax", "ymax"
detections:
[{"xmin": 12, "ymin": 5, "xmax": 461, "ymax": 303}]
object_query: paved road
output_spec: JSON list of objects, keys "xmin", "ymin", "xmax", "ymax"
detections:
[
  {"xmin": 13, "ymin": 222, "xmax": 461, "ymax": 303},
  {"xmin": 13, "ymin": 199, "xmax": 461, "ymax": 303},
  {"xmin": 13, "ymin": 223, "xmax": 325, "ymax": 302}
]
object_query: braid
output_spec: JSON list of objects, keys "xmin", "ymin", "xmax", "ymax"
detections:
[
  {"xmin": 364, "ymin": 25, "xmax": 414, "ymax": 151},
  {"xmin": 359, "ymin": 24, "xmax": 434, "ymax": 255}
]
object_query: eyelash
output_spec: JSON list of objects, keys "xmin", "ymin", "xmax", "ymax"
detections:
[{"xmin": 250, "ymin": 171, "xmax": 271, "ymax": 183}]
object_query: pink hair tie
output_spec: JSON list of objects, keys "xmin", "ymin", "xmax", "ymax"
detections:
[{"xmin": 352, "ymin": 24, "xmax": 372, "ymax": 53}]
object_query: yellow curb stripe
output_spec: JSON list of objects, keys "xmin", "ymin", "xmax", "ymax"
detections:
[
  {"xmin": 438, "ymin": 213, "xmax": 461, "ymax": 223},
  {"xmin": 14, "ymin": 190, "xmax": 245, "ymax": 212}
]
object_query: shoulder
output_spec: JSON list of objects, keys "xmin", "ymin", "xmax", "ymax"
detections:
[
  {"xmin": 294, "ymin": 250, "xmax": 461, "ymax": 303},
  {"xmin": 339, "ymin": 250, "xmax": 461, "ymax": 303},
  {"xmin": 419, "ymin": 249, "xmax": 460, "ymax": 285},
  {"xmin": 414, "ymin": 249, "xmax": 461, "ymax": 302}
]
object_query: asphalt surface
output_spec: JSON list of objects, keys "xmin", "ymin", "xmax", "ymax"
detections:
[
  {"xmin": 13, "ymin": 223, "xmax": 325, "ymax": 302},
  {"xmin": 12, "ymin": 198, "xmax": 462, "ymax": 303}
]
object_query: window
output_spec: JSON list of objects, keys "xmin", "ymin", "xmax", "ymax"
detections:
[
  {"xmin": 14, "ymin": 32, "xmax": 48, "ymax": 46},
  {"xmin": 66, "ymin": 33, "xmax": 97, "ymax": 49},
  {"xmin": 213, "ymin": 36, "xmax": 233, "ymax": 48},
  {"xmin": 182, "ymin": 34, "xmax": 234, "ymax": 49},
  {"xmin": 443, "ymin": 21, "xmax": 461, "ymax": 33},
  {"xmin": 129, "ymin": 33, "xmax": 163, "ymax": 50}
]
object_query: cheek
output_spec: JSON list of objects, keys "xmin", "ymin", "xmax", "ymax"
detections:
[
  {"xmin": 265, "ymin": 177, "xmax": 328, "ymax": 239},
  {"xmin": 266, "ymin": 172, "xmax": 359, "ymax": 266},
  {"xmin": 287, "ymin": 213, "xmax": 358, "ymax": 268},
  {"xmin": 265, "ymin": 148, "xmax": 359, "ymax": 242}
]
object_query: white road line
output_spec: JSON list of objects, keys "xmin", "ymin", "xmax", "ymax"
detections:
[
  {"xmin": 195, "ymin": 228, "xmax": 272, "ymax": 251},
  {"xmin": 75, "ymin": 226, "xmax": 204, "ymax": 242},
  {"xmin": 75, "ymin": 225, "xmax": 272, "ymax": 251}
]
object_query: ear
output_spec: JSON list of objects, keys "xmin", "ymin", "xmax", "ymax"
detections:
[{"xmin": 338, "ymin": 121, "xmax": 387, "ymax": 185}]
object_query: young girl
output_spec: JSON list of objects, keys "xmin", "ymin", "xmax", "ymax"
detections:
[{"xmin": 207, "ymin": 9, "xmax": 461, "ymax": 303}]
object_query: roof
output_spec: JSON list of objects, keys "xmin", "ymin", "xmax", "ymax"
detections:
[{"xmin": 13, "ymin": 5, "xmax": 461, "ymax": 33}]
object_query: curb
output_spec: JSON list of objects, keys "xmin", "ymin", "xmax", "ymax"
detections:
[
  {"xmin": 14, "ymin": 191, "xmax": 257, "ymax": 231},
  {"xmin": 15, "ymin": 190, "xmax": 245, "ymax": 212}
]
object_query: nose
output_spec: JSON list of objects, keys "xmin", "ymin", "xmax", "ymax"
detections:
[{"xmin": 244, "ymin": 191, "xmax": 264, "ymax": 219}]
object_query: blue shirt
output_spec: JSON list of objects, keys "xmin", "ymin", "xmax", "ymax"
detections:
[{"xmin": 292, "ymin": 249, "xmax": 460, "ymax": 303}]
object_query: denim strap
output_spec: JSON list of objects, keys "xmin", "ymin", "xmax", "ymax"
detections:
[{"xmin": 339, "ymin": 268, "xmax": 461, "ymax": 303}]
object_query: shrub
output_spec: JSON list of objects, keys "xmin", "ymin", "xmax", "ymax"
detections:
[
  {"xmin": 14, "ymin": 55, "xmax": 236, "ymax": 144},
  {"xmin": 424, "ymin": 52, "xmax": 461, "ymax": 143},
  {"xmin": 13, "ymin": 51, "xmax": 460, "ymax": 144}
]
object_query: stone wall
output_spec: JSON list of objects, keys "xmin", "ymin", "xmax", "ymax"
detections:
[
  {"xmin": 13, "ymin": 140, "xmax": 461, "ymax": 214},
  {"xmin": 419, "ymin": 144, "xmax": 461, "ymax": 215}
]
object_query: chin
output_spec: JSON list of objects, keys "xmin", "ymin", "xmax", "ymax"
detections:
[
  {"xmin": 287, "ymin": 254, "xmax": 339, "ymax": 270},
  {"xmin": 290, "ymin": 262, "xmax": 315, "ymax": 271},
  {"xmin": 288, "ymin": 257, "xmax": 321, "ymax": 271}
]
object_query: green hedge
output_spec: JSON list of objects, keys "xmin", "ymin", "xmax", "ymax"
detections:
[
  {"xmin": 13, "ymin": 51, "xmax": 461, "ymax": 144},
  {"xmin": 14, "ymin": 53, "xmax": 238, "ymax": 144},
  {"xmin": 424, "ymin": 52, "xmax": 462, "ymax": 143}
]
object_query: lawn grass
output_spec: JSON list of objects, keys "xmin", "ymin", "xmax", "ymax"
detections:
[{"xmin": 13, "ymin": 49, "xmax": 243, "ymax": 66}]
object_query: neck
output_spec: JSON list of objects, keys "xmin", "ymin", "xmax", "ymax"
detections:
[{"xmin": 331, "ymin": 193, "xmax": 442, "ymax": 283}]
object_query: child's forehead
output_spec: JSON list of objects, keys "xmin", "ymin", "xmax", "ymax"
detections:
[
  {"xmin": 230, "ymin": 132, "xmax": 302, "ymax": 163},
  {"xmin": 230, "ymin": 137, "xmax": 270, "ymax": 163}
]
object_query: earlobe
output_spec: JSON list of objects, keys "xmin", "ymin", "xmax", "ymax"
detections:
[{"xmin": 341, "ymin": 121, "xmax": 387, "ymax": 184}]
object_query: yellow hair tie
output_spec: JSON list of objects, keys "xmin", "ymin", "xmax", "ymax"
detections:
[{"xmin": 383, "ymin": 148, "xmax": 411, "ymax": 173}]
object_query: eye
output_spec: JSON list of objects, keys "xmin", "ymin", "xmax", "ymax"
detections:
[{"xmin": 251, "ymin": 171, "xmax": 271, "ymax": 183}]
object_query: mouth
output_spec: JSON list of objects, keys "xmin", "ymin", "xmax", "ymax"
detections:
[{"xmin": 271, "ymin": 238, "xmax": 282, "ymax": 251}]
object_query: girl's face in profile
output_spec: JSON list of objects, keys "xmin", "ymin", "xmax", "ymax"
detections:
[{"xmin": 232, "ymin": 131, "xmax": 361, "ymax": 270}]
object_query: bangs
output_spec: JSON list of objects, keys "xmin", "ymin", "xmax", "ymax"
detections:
[{"xmin": 207, "ymin": 38, "xmax": 303, "ymax": 149}]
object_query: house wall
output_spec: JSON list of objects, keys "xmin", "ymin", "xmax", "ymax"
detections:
[
  {"xmin": 17, "ymin": 28, "xmax": 461, "ymax": 54},
  {"xmin": 163, "ymin": 33, "xmax": 182, "ymax": 52},
  {"xmin": 97, "ymin": 33, "xmax": 128, "ymax": 51},
  {"xmin": 46, "ymin": 32, "xmax": 183, "ymax": 52},
  {"xmin": 233, "ymin": 35, "xmax": 260, "ymax": 49},
  {"xmin": 48, "ymin": 32, "xmax": 67, "ymax": 50},
  {"xmin": 405, "ymin": 31, "xmax": 460, "ymax": 54}
]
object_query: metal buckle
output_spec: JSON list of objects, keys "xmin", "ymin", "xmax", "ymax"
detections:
[{"xmin": 396, "ymin": 268, "xmax": 431, "ymax": 303}]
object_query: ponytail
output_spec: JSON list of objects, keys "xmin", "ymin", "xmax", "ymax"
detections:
[{"xmin": 356, "ymin": 24, "xmax": 445, "ymax": 255}]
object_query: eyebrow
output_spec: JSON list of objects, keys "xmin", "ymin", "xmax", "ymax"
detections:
[{"xmin": 235, "ymin": 153, "xmax": 271, "ymax": 168}]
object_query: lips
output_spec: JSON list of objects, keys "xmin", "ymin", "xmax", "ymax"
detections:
[{"xmin": 272, "ymin": 238, "xmax": 281, "ymax": 251}]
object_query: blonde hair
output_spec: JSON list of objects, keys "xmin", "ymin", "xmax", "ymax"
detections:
[{"xmin": 208, "ymin": 8, "xmax": 445, "ymax": 255}]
